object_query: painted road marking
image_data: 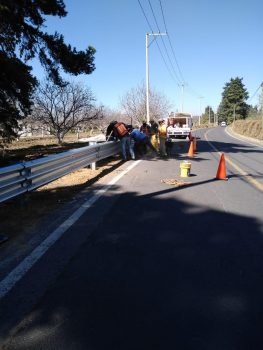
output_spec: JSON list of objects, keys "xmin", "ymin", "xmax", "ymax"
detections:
[
  {"xmin": 205, "ymin": 131, "xmax": 263, "ymax": 192},
  {"xmin": 0, "ymin": 160, "xmax": 141, "ymax": 299}
]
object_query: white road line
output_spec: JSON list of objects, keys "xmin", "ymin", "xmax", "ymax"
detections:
[
  {"xmin": 225, "ymin": 127, "xmax": 263, "ymax": 149},
  {"xmin": 0, "ymin": 160, "xmax": 141, "ymax": 299}
]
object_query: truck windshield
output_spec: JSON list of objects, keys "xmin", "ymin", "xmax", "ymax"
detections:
[{"xmin": 168, "ymin": 118, "xmax": 187, "ymax": 127}]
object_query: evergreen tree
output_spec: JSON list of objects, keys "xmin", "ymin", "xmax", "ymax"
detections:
[
  {"xmin": 0, "ymin": 0, "xmax": 96, "ymax": 142},
  {"xmin": 218, "ymin": 77, "xmax": 249, "ymax": 124}
]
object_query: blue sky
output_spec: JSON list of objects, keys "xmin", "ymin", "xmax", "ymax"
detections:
[{"xmin": 34, "ymin": 0, "xmax": 263, "ymax": 116}]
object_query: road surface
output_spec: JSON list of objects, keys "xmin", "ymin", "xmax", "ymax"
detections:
[{"xmin": 0, "ymin": 127, "xmax": 263, "ymax": 349}]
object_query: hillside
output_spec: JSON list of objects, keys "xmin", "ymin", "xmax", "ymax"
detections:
[{"xmin": 231, "ymin": 119, "xmax": 263, "ymax": 141}]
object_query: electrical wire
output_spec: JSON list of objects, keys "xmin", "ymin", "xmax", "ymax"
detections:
[
  {"xmin": 158, "ymin": 0, "xmax": 203, "ymax": 100},
  {"xmin": 148, "ymin": 0, "xmax": 182, "ymax": 84},
  {"xmin": 137, "ymin": 0, "xmax": 153, "ymax": 33},
  {"xmin": 138, "ymin": 0, "xmax": 204, "ymax": 106},
  {"xmin": 138, "ymin": 0, "xmax": 180, "ymax": 85},
  {"xmin": 248, "ymin": 83, "xmax": 262, "ymax": 103},
  {"xmin": 158, "ymin": 0, "xmax": 185, "ymax": 83}
]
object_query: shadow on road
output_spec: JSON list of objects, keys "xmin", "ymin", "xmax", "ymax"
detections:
[{"xmin": 2, "ymin": 182, "xmax": 263, "ymax": 350}]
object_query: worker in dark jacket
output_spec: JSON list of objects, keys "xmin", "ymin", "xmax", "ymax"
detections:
[
  {"xmin": 106, "ymin": 121, "xmax": 118, "ymax": 141},
  {"xmin": 140, "ymin": 121, "xmax": 151, "ymax": 136},
  {"xmin": 113, "ymin": 121, "xmax": 134, "ymax": 161}
]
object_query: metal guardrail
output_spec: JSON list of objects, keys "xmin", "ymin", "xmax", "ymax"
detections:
[{"xmin": 0, "ymin": 141, "xmax": 120, "ymax": 203}]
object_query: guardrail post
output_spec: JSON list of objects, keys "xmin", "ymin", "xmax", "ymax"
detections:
[
  {"xmin": 89, "ymin": 141, "xmax": 97, "ymax": 170},
  {"xmin": 20, "ymin": 162, "xmax": 32, "ymax": 191}
]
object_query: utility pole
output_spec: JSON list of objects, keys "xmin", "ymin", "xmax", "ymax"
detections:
[
  {"xmin": 214, "ymin": 112, "xmax": 218, "ymax": 126},
  {"xmin": 145, "ymin": 33, "xmax": 150, "ymax": 124},
  {"xmin": 146, "ymin": 32, "xmax": 166, "ymax": 124},
  {"xmin": 199, "ymin": 96, "xmax": 203, "ymax": 125},
  {"xmin": 260, "ymin": 82, "xmax": 263, "ymax": 130},
  {"xmin": 213, "ymin": 107, "xmax": 217, "ymax": 126}
]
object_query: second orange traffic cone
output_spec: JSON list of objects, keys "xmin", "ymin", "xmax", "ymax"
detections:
[
  {"xmin": 188, "ymin": 140, "xmax": 194, "ymax": 158},
  {"xmin": 215, "ymin": 153, "xmax": 228, "ymax": 180}
]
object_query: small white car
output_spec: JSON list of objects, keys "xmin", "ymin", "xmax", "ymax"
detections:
[{"xmin": 220, "ymin": 121, "xmax": 226, "ymax": 127}]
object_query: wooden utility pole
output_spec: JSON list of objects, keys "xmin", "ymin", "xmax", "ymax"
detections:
[{"xmin": 260, "ymin": 82, "xmax": 263, "ymax": 130}]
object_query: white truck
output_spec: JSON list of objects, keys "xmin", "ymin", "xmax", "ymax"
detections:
[{"xmin": 165, "ymin": 112, "xmax": 192, "ymax": 140}]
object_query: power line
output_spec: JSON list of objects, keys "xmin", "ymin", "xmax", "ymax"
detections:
[
  {"xmin": 138, "ymin": 0, "xmax": 180, "ymax": 84},
  {"xmin": 148, "ymin": 0, "xmax": 183, "ymax": 84},
  {"xmin": 158, "ymin": 0, "xmax": 203, "ymax": 101},
  {"xmin": 158, "ymin": 0, "xmax": 185, "ymax": 83},
  {"xmin": 138, "ymin": 0, "xmax": 204, "ymax": 108},
  {"xmin": 248, "ymin": 83, "xmax": 262, "ymax": 103},
  {"xmin": 186, "ymin": 85, "xmax": 203, "ymax": 99},
  {"xmin": 137, "ymin": 0, "xmax": 154, "ymax": 32}
]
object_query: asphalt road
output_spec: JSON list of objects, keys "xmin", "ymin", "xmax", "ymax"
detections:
[{"xmin": 0, "ymin": 127, "xmax": 263, "ymax": 349}]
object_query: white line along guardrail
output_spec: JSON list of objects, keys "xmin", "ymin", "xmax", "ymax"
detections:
[{"xmin": 0, "ymin": 141, "xmax": 120, "ymax": 203}]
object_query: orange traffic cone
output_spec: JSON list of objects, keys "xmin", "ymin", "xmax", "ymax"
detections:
[
  {"xmin": 215, "ymin": 153, "xmax": 228, "ymax": 180},
  {"xmin": 188, "ymin": 140, "xmax": 194, "ymax": 158}
]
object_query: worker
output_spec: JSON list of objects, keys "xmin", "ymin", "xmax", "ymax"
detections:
[{"xmin": 158, "ymin": 118, "xmax": 167, "ymax": 157}]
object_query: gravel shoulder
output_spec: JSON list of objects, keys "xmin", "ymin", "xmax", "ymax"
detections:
[{"xmin": 0, "ymin": 155, "xmax": 123, "ymax": 259}]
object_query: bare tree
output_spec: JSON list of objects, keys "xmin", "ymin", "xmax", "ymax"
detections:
[
  {"xmin": 31, "ymin": 79, "xmax": 102, "ymax": 144},
  {"xmin": 94, "ymin": 107, "xmax": 128, "ymax": 134},
  {"xmin": 120, "ymin": 82, "xmax": 172, "ymax": 126}
]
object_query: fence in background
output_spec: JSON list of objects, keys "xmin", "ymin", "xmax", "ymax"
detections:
[{"xmin": 0, "ymin": 141, "xmax": 120, "ymax": 203}]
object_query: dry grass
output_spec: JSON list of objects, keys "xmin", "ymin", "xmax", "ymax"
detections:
[
  {"xmin": 232, "ymin": 119, "xmax": 263, "ymax": 140},
  {"xmin": 0, "ymin": 155, "xmax": 122, "ymax": 237},
  {"xmin": 0, "ymin": 132, "xmax": 95, "ymax": 167},
  {"xmin": 0, "ymin": 134, "xmax": 123, "ymax": 244}
]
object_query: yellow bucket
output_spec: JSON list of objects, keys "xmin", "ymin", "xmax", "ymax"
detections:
[{"xmin": 180, "ymin": 161, "xmax": 191, "ymax": 177}]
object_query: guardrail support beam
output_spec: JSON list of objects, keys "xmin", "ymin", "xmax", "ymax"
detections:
[{"xmin": 89, "ymin": 141, "xmax": 97, "ymax": 170}]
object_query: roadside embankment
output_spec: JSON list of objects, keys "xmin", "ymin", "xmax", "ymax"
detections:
[{"xmin": 231, "ymin": 119, "xmax": 263, "ymax": 142}]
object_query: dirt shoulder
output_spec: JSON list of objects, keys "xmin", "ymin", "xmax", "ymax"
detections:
[
  {"xmin": 0, "ymin": 155, "xmax": 123, "ymax": 238},
  {"xmin": 0, "ymin": 134, "xmax": 123, "ymax": 253}
]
